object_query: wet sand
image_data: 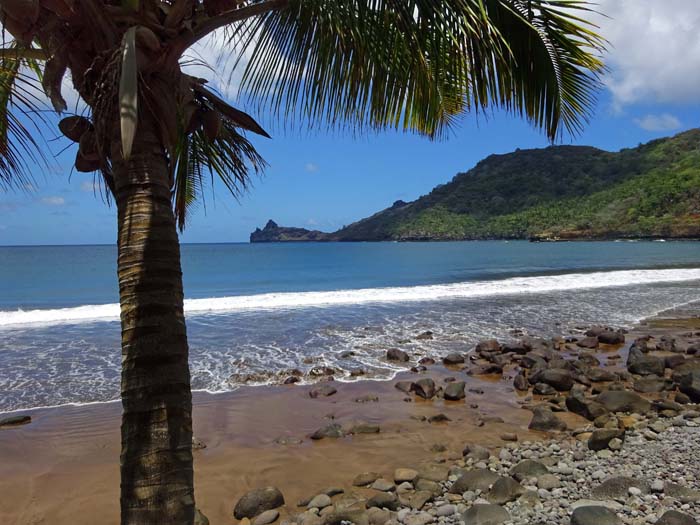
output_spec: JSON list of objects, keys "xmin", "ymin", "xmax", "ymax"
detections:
[{"xmin": 1, "ymin": 310, "xmax": 697, "ymax": 525}]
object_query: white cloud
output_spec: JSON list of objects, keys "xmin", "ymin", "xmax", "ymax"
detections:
[
  {"xmin": 633, "ymin": 113, "xmax": 682, "ymax": 132},
  {"xmin": 80, "ymin": 180, "xmax": 99, "ymax": 193},
  {"xmin": 41, "ymin": 196, "xmax": 65, "ymax": 206},
  {"xmin": 305, "ymin": 163, "xmax": 319, "ymax": 173},
  {"xmin": 594, "ymin": 0, "xmax": 700, "ymax": 108}
]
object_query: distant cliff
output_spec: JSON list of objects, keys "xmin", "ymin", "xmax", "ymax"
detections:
[
  {"xmin": 251, "ymin": 129, "xmax": 700, "ymax": 242},
  {"xmin": 250, "ymin": 220, "xmax": 330, "ymax": 242}
]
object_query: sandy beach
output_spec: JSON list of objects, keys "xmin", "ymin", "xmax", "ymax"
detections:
[{"xmin": 1, "ymin": 309, "xmax": 698, "ymax": 525}]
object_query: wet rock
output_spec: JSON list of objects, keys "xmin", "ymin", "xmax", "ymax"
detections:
[
  {"xmin": 192, "ymin": 436, "xmax": 207, "ymax": 450},
  {"xmin": 394, "ymin": 468, "xmax": 419, "ymax": 483},
  {"xmin": 408, "ymin": 490, "xmax": 433, "ymax": 510},
  {"xmin": 486, "ymin": 476, "xmax": 525, "ymax": 505},
  {"xmin": 463, "ymin": 443, "xmax": 491, "ymax": 461},
  {"xmin": 366, "ymin": 492, "xmax": 399, "ymax": 511},
  {"xmin": 234, "ymin": 487, "xmax": 285, "ymax": 519},
  {"xmin": 307, "ymin": 494, "xmax": 332, "ymax": 510},
  {"xmin": 353, "ymin": 472, "xmax": 380, "ymax": 487},
  {"xmin": 510, "ymin": 460, "xmax": 548, "ymax": 482},
  {"xmin": 588, "ymin": 429, "xmax": 625, "ymax": 451},
  {"xmin": 411, "ymin": 378, "xmax": 436, "ymax": 399},
  {"xmin": 444, "ymin": 381, "xmax": 466, "ymax": 400},
  {"xmin": 0, "ymin": 415, "xmax": 31, "ymax": 428},
  {"xmin": 468, "ymin": 364, "xmax": 503, "ymax": 376},
  {"xmin": 475, "ymin": 339, "xmax": 501, "ymax": 354},
  {"xmin": 633, "ymin": 376, "xmax": 673, "ymax": 393},
  {"xmin": 325, "ymin": 510, "xmax": 369, "ymax": 525},
  {"xmin": 395, "ymin": 381, "xmax": 414, "ymax": 393},
  {"xmin": 194, "ymin": 509, "xmax": 210, "ymax": 525},
  {"xmin": 566, "ymin": 388, "xmax": 608, "ymax": 421},
  {"xmin": 596, "ymin": 390, "xmax": 651, "ymax": 414},
  {"xmin": 387, "ymin": 349, "xmax": 409, "ymax": 362},
  {"xmin": 284, "ymin": 376, "xmax": 300, "ymax": 384},
  {"xmin": 461, "ymin": 504, "xmax": 510, "ymax": 525},
  {"xmin": 537, "ymin": 369, "xmax": 575, "ymax": 391},
  {"xmin": 428, "ymin": 413, "xmax": 450, "ymax": 424},
  {"xmin": 309, "ymin": 384, "xmax": 338, "ymax": 398},
  {"xmin": 503, "ymin": 341, "xmax": 529, "ymax": 355},
  {"xmin": 513, "ymin": 372, "xmax": 529, "ymax": 391},
  {"xmin": 571, "ymin": 506, "xmax": 621, "ymax": 525},
  {"xmin": 366, "ymin": 508, "xmax": 392, "ymax": 525},
  {"xmin": 627, "ymin": 347, "xmax": 665, "ymax": 376},
  {"xmin": 443, "ymin": 353, "xmax": 465, "ymax": 365},
  {"xmin": 371, "ymin": 479, "xmax": 395, "ymax": 492},
  {"xmin": 655, "ymin": 510, "xmax": 699, "ymax": 525},
  {"xmin": 597, "ymin": 331, "xmax": 625, "ymax": 345},
  {"xmin": 310, "ymin": 424, "xmax": 344, "ymax": 440},
  {"xmin": 449, "ymin": 469, "xmax": 500, "ymax": 493},
  {"xmin": 415, "ymin": 331, "xmax": 434, "ymax": 340},
  {"xmin": 528, "ymin": 405, "xmax": 567, "ymax": 432},
  {"xmin": 577, "ymin": 337, "xmax": 599, "ymax": 349},
  {"xmin": 665, "ymin": 482, "xmax": 700, "ymax": 502},
  {"xmin": 355, "ymin": 394, "xmax": 379, "ymax": 403},
  {"xmin": 418, "ymin": 357, "xmax": 436, "ymax": 366},
  {"xmin": 585, "ymin": 368, "xmax": 618, "ymax": 383},
  {"xmin": 591, "ymin": 476, "xmax": 650, "ymax": 499},
  {"xmin": 679, "ymin": 371, "xmax": 700, "ymax": 402},
  {"xmin": 348, "ymin": 422, "xmax": 380, "ymax": 434},
  {"xmin": 533, "ymin": 383, "xmax": 557, "ymax": 396}
]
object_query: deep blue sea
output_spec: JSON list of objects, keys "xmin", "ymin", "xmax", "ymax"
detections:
[{"xmin": 1, "ymin": 241, "xmax": 699, "ymax": 413}]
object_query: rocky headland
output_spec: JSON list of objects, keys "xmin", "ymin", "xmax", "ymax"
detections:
[{"xmin": 250, "ymin": 220, "xmax": 330, "ymax": 242}]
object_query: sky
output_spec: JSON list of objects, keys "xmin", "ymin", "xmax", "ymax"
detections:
[{"xmin": 1, "ymin": 0, "xmax": 700, "ymax": 245}]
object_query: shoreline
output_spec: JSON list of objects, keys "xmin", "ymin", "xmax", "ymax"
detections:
[{"xmin": 1, "ymin": 310, "xmax": 699, "ymax": 524}]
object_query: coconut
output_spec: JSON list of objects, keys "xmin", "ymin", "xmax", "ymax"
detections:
[
  {"xmin": 78, "ymin": 130, "xmax": 99, "ymax": 161},
  {"xmin": 74, "ymin": 150, "xmax": 100, "ymax": 173},
  {"xmin": 135, "ymin": 26, "xmax": 160, "ymax": 53},
  {"xmin": 202, "ymin": 110, "xmax": 222, "ymax": 141},
  {"xmin": 1, "ymin": 0, "xmax": 39, "ymax": 23},
  {"xmin": 59, "ymin": 116, "xmax": 92, "ymax": 142}
]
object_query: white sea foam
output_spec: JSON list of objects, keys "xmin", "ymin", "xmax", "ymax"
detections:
[{"xmin": 2, "ymin": 268, "xmax": 699, "ymax": 328}]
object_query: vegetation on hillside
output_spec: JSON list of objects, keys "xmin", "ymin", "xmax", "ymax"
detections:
[{"xmin": 330, "ymin": 129, "xmax": 700, "ymax": 241}]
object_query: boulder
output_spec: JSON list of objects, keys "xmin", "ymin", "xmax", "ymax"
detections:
[
  {"xmin": 571, "ymin": 506, "xmax": 622, "ymax": 525},
  {"xmin": 408, "ymin": 490, "xmax": 433, "ymax": 510},
  {"xmin": 585, "ymin": 368, "xmax": 618, "ymax": 383},
  {"xmin": 415, "ymin": 331, "xmax": 434, "ymax": 340},
  {"xmin": 443, "ymin": 353, "xmax": 465, "ymax": 365},
  {"xmin": 253, "ymin": 510, "xmax": 280, "ymax": 525},
  {"xmin": 633, "ymin": 377, "xmax": 673, "ymax": 393},
  {"xmin": 588, "ymin": 429, "xmax": 625, "ymax": 451},
  {"xmin": 513, "ymin": 372, "xmax": 529, "ymax": 391},
  {"xmin": 234, "ymin": 487, "xmax": 285, "ymax": 519},
  {"xmin": 0, "ymin": 415, "xmax": 31, "ymax": 427},
  {"xmin": 475, "ymin": 339, "xmax": 501, "ymax": 354},
  {"xmin": 510, "ymin": 460, "xmax": 548, "ymax": 482},
  {"xmin": 655, "ymin": 510, "xmax": 699, "ymax": 525},
  {"xmin": 194, "ymin": 509, "xmax": 210, "ymax": 525},
  {"xmin": 597, "ymin": 331, "xmax": 625, "ymax": 345},
  {"xmin": 486, "ymin": 476, "xmax": 525, "ymax": 505},
  {"xmin": 461, "ymin": 504, "xmax": 510, "ymax": 525},
  {"xmin": 596, "ymin": 390, "xmax": 651, "ymax": 414},
  {"xmin": 577, "ymin": 337, "xmax": 599, "ymax": 349},
  {"xmin": 449, "ymin": 468, "xmax": 500, "ymax": 493},
  {"xmin": 528, "ymin": 405, "xmax": 567, "ymax": 432},
  {"xmin": 627, "ymin": 347, "xmax": 665, "ymax": 376},
  {"xmin": 566, "ymin": 388, "xmax": 609, "ymax": 421},
  {"xmin": 444, "ymin": 381, "xmax": 466, "ymax": 401},
  {"xmin": 325, "ymin": 510, "xmax": 370, "ymax": 525},
  {"xmin": 679, "ymin": 371, "xmax": 700, "ymax": 402},
  {"xmin": 533, "ymin": 383, "xmax": 557, "ymax": 396},
  {"xmin": 310, "ymin": 424, "xmax": 345, "ymax": 440},
  {"xmin": 463, "ymin": 443, "xmax": 491, "ymax": 461},
  {"xmin": 591, "ymin": 477, "xmax": 651, "ymax": 499},
  {"xmin": 307, "ymin": 494, "xmax": 332, "ymax": 509},
  {"xmin": 468, "ymin": 364, "xmax": 503, "ymax": 376},
  {"xmin": 353, "ymin": 472, "xmax": 380, "ymax": 487},
  {"xmin": 394, "ymin": 381, "xmax": 413, "ymax": 393},
  {"xmin": 309, "ymin": 384, "xmax": 338, "ymax": 398},
  {"xmin": 365, "ymin": 492, "xmax": 399, "ymax": 511},
  {"xmin": 387, "ymin": 349, "xmax": 409, "ymax": 362},
  {"xmin": 394, "ymin": 468, "xmax": 419, "ymax": 483},
  {"xmin": 411, "ymin": 378, "xmax": 436, "ymax": 399}
]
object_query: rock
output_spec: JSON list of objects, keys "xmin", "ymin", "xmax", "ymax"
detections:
[
  {"xmin": 309, "ymin": 384, "xmax": 338, "ymax": 398},
  {"xmin": 436, "ymin": 504, "xmax": 456, "ymax": 517},
  {"xmin": 528, "ymin": 405, "xmax": 567, "ymax": 432},
  {"xmin": 468, "ymin": 364, "xmax": 503, "ymax": 376},
  {"xmin": 254, "ymin": 510, "xmax": 280, "ymax": 525},
  {"xmin": 308, "ymin": 494, "xmax": 332, "ymax": 510},
  {"xmin": 570, "ymin": 506, "xmax": 622, "ymax": 525},
  {"xmin": 513, "ymin": 372, "xmax": 529, "ymax": 391},
  {"xmin": 679, "ymin": 371, "xmax": 700, "ymax": 402},
  {"xmin": 634, "ymin": 376, "xmax": 673, "ymax": 393},
  {"xmin": 461, "ymin": 504, "xmax": 510, "ymax": 525},
  {"xmin": 408, "ymin": 490, "xmax": 433, "ymax": 510},
  {"xmin": 394, "ymin": 468, "xmax": 419, "ymax": 483},
  {"xmin": 366, "ymin": 492, "xmax": 399, "ymax": 511},
  {"xmin": 353, "ymin": 472, "xmax": 380, "ymax": 487},
  {"xmin": 566, "ymin": 388, "xmax": 608, "ymax": 421},
  {"xmin": 664, "ymin": 482, "xmax": 700, "ymax": 502},
  {"xmin": 371, "ymin": 479, "xmax": 395, "ymax": 492},
  {"xmin": 537, "ymin": 474, "xmax": 561, "ymax": 490},
  {"xmin": 411, "ymin": 378, "xmax": 436, "ymax": 399},
  {"xmin": 500, "ymin": 433, "xmax": 518, "ymax": 442},
  {"xmin": 585, "ymin": 368, "xmax": 618, "ymax": 383},
  {"xmin": 428, "ymin": 413, "xmax": 450, "ymax": 423},
  {"xmin": 577, "ymin": 337, "xmax": 599, "ymax": 349},
  {"xmin": 366, "ymin": 508, "xmax": 392, "ymax": 525},
  {"xmin": 655, "ymin": 510, "xmax": 699, "ymax": 525},
  {"xmin": 510, "ymin": 460, "xmax": 548, "ymax": 482},
  {"xmin": 417, "ymin": 464, "xmax": 449, "ymax": 482},
  {"xmin": 463, "ymin": 443, "xmax": 491, "ymax": 461},
  {"xmin": 325, "ymin": 510, "xmax": 369, "ymax": 525},
  {"xmin": 415, "ymin": 479, "xmax": 441, "ymax": 495},
  {"xmin": 387, "ymin": 349, "xmax": 409, "ymax": 362},
  {"xmin": 444, "ymin": 381, "xmax": 466, "ymax": 400},
  {"xmin": 449, "ymin": 469, "xmax": 500, "ymax": 493},
  {"xmin": 234, "ymin": 487, "xmax": 285, "ymax": 519},
  {"xmin": 194, "ymin": 509, "xmax": 210, "ymax": 525},
  {"xmin": 418, "ymin": 357, "xmax": 436, "ymax": 365},
  {"xmin": 538, "ymin": 369, "xmax": 575, "ymax": 391},
  {"xmin": 348, "ymin": 423, "xmax": 380, "ymax": 434},
  {"xmin": 395, "ymin": 381, "xmax": 414, "ymax": 393},
  {"xmin": 486, "ymin": 476, "xmax": 525, "ymax": 505},
  {"xmin": 627, "ymin": 347, "xmax": 665, "ymax": 376},
  {"xmin": 0, "ymin": 415, "xmax": 31, "ymax": 427},
  {"xmin": 596, "ymin": 390, "xmax": 651, "ymax": 414},
  {"xmin": 588, "ymin": 429, "xmax": 625, "ymax": 451},
  {"xmin": 415, "ymin": 331, "xmax": 434, "ymax": 340},
  {"xmin": 597, "ymin": 331, "xmax": 625, "ymax": 345},
  {"xmin": 443, "ymin": 353, "xmax": 465, "ymax": 365},
  {"xmin": 533, "ymin": 383, "xmax": 557, "ymax": 395},
  {"xmin": 591, "ymin": 477, "xmax": 651, "ymax": 499},
  {"xmin": 475, "ymin": 339, "xmax": 501, "ymax": 354},
  {"xmin": 310, "ymin": 424, "xmax": 344, "ymax": 440}
]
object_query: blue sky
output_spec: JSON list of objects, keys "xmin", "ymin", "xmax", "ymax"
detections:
[{"xmin": 1, "ymin": 0, "xmax": 700, "ymax": 245}]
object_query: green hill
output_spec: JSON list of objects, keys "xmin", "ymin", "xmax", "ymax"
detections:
[{"xmin": 328, "ymin": 128, "xmax": 700, "ymax": 241}]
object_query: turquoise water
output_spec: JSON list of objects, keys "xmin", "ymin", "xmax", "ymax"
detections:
[{"xmin": 0, "ymin": 241, "xmax": 699, "ymax": 412}]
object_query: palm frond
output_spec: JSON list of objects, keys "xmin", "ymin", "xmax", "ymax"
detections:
[{"xmin": 230, "ymin": 0, "xmax": 605, "ymax": 140}]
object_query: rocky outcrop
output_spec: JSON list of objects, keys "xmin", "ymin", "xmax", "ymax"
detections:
[{"xmin": 250, "ymin": 220, "xmax": 330, "ymax": 242}]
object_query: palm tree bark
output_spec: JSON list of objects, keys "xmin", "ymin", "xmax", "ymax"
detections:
[{"xmin": 113, "ymin": 118, "xmax": 195, "ymax": 525}]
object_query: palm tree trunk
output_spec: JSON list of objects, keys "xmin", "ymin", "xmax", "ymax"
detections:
[{"xmin": 113, "ymin": 118, "xmax": 195, "ymax": 525}]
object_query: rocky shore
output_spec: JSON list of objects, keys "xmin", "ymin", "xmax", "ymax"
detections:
[{"xmin": 224, "ymin": 322, "xmax": 700, "ymax": 525}]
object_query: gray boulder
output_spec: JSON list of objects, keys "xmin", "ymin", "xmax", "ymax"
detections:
[
  {"xmin": 538, "ymin": 368, "xmax": 575, "ymax": 391},
  {"xmin": 461, "ymin": 504, "xmax": 510, "ymax": 525},
  {"xmin": 366, "ymin": 492, "xmax": 399, "ymax": 511},
  {"xmin": 463, "ymin": 443, "xmax": 491, "ymax": 461},
  {"xmin": 234, "ymin": 487, "xmax": 285, "ymax": 519},
  {"xmin": 567, "ymin": 388, "xmax": 608, "ymax": 421},
  {"xmin": 510, "ymin": 460, "xmax": 549, "ymax": 482},
  {"xmin": 591, "ymin": 477, "xmax": 651, "ymax": 500},
  {"xmin": 387, "ymin": 348, "xmax": 409, "ymax": 362},
  {"xmin": 571, "ymin": 506, "xmax": 621, "ymax": 525},
  {"xmin": 679, "ymin": 371, "xmax": 700, "ymax": 402},
  {"xmin": 449, "ymin": 469, "xmax": 500, "ymax": 493},
  {"xmin": 412, "ymin": 378, "xmax": 437, "ymax": 399},
  {"xmin": 588, "ymin": 429, "xmax": 625, "ymax": 451},
  {"xmin": 443, "ymin": 353, "xmax": 465, "ymax": 365},
  {"xmin": 627, "ymin": 347, "xmax": 665, "ymax": 376},
  {"xmin": 656, "ymin": 510, "xmax": 699, "ymax": 525},
  {"xmin": 486, "ymin": 476, "xmax": 525, "ymax": 505},
  {"xmin": 528, "ymin": 405, "xmax": 567, "ymax": 432},
  {"xmin": 596, "ymin": 390, "xmax": 651, "ymax": 414},
  {"xmin": 444, "ymin": 381, "xmax": 466, "ymax": 400}
]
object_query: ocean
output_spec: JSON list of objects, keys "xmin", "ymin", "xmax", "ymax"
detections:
[{"xmin": 1, "ymin": 240, "xmax": 699, "ymax": 413}]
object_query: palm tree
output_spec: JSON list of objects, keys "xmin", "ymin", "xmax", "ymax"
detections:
[{"xmin": 0, "ymin": 0, "xmax": 605, "ymax": 523}]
